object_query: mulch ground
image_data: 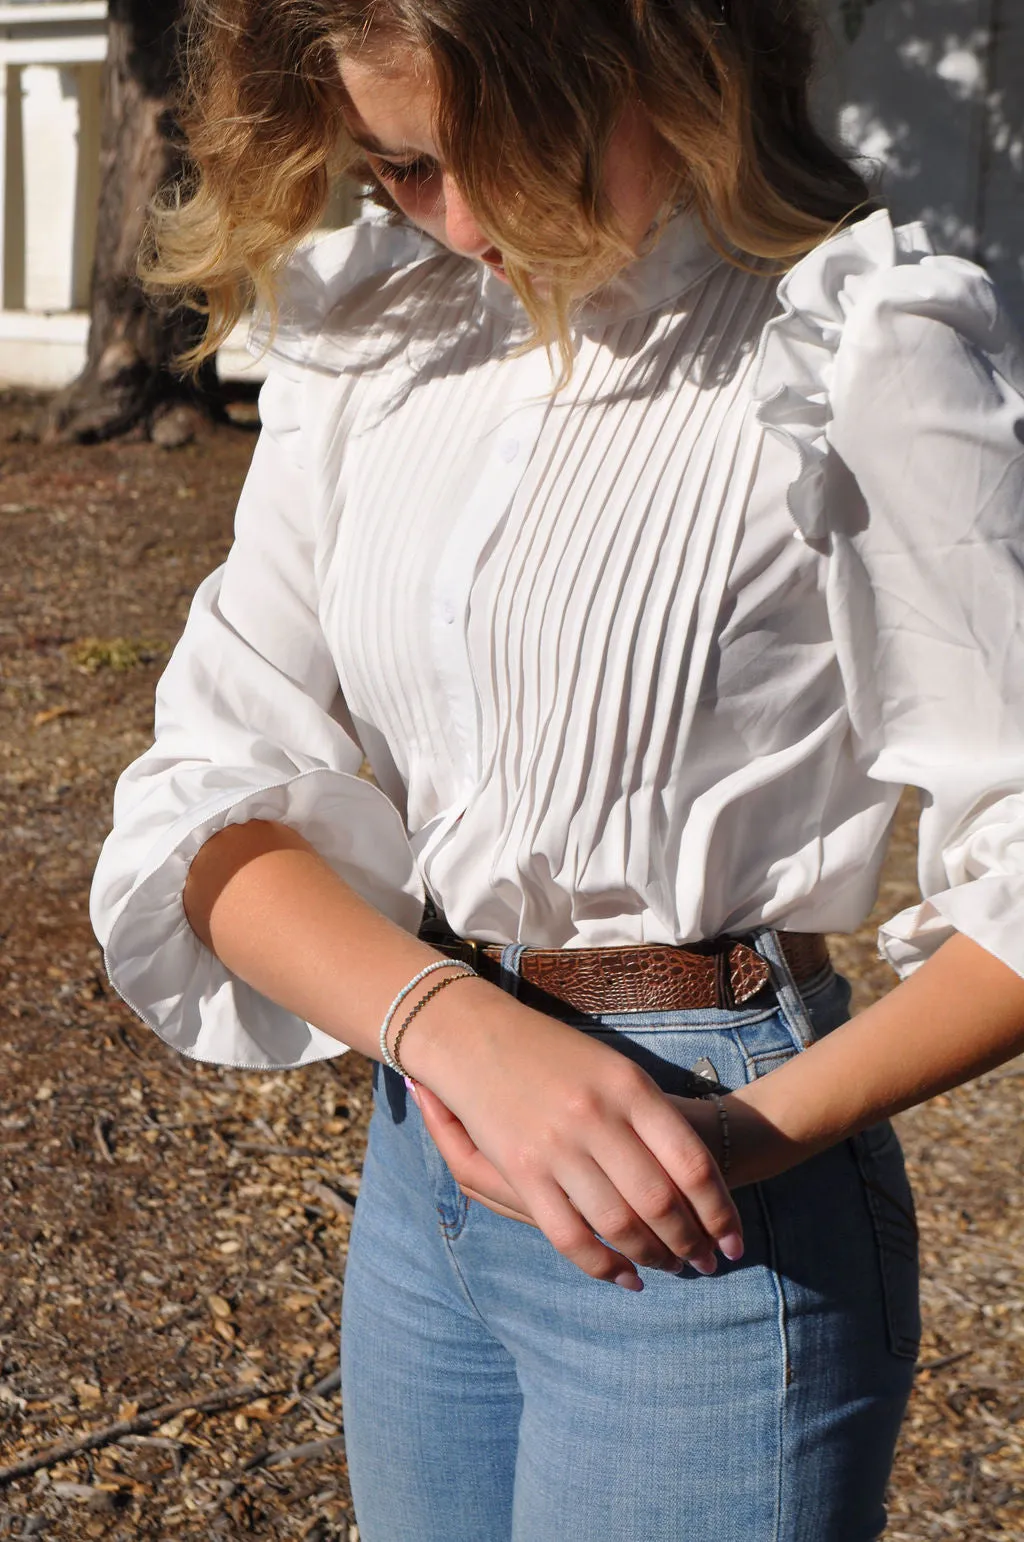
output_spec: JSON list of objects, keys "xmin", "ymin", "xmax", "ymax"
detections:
[{"xmin": 0, "ymin": 390, "xmax": 1021, "ymax": 1540}]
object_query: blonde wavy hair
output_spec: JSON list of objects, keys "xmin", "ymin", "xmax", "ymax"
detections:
[{"xmin": 148, "ymin": 0, "xmax": 874, "ymax": 372}]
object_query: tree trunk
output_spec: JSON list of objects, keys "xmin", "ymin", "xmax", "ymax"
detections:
[{"xmin": 46, "ymin": 0, "xmax": 221, "ymax": 444}]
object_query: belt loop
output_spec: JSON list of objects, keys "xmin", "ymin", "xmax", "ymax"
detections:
[
  {"xmin": 499, "ymin": 943, "xmax": 528, "ymax": 1000},
  {"xmin": 750, "ymin": 928, "xmax": 815, "ymax": 1051}
]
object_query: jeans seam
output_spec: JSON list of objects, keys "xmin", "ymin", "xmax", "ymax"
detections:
[
  {"xmin": 580, "ymin": 1004, "xmax": 778, "ymax": 1032},
  {"xmin": 436, "ymin": 1221, "xmax": 494, "ymax": 1329},
  {"xmin": 437, "ymin": 1190, "xmax": 470, "ymax": 1241},
  {"xmin": 851, "ymin": 1134, "xmax": 921, "ymax": 1360},
  {"xmin": 753, "ymin": 1180, "xmax": 788, "ymax": 1542}
]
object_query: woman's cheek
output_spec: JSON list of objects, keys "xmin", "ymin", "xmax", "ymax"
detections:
[{"xmin": 385, "ymin": 183, "xmax": 445, "ymax": 243}]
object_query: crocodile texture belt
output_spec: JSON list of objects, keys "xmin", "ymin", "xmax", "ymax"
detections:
[{"xmin": 421, "ymin": 919, "xmax": 831, "ymax": 1017}]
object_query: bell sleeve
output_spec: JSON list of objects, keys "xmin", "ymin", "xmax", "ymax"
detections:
[
  {"xmin": 755, "ymin": 209, "xmax": 1024, "ymax": 979},
  {"xmin": 89, "ymin": 370, "xmax": 425, "ymax": 1069}
]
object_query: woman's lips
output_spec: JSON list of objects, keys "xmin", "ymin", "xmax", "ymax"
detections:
[{"xmin": 482, "ymin": 247, "xmax": 508, "ymax": 281}]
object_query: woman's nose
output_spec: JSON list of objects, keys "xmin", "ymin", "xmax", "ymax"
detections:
[{"xmin": 441, "ymin": 176, "xmax": 492, "ymax": 259}]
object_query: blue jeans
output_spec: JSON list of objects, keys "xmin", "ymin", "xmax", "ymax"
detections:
[{"xmin": 340, "ymin": 931, "xmax": 919, "ymax": 1541}]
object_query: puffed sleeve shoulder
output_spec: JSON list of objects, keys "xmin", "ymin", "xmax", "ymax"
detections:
[
  {"xmin": 247, "ymin": 217, "xmax": 449, "ymax": 378},
  {"xmin": 89, "ymin": 367, "xmax": 425, "ymax": 1070},
  {"xmin": 753, "ymin": 208, "xmax": 1024, "ymax": 979}
]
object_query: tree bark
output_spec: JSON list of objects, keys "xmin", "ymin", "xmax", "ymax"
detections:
[{"xmin": 46, "ymin": 0, "xmax": 221, "ymax": 444}]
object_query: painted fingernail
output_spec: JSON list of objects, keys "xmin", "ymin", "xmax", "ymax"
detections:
[
  {"xmin": 719, "ymin": 1231, "xmax": 745, "ymax": 1262},
  {"xmin": 403, "ymin": 1076, "xmax": 422, "ymax": 1108},
  {"xmin": 688, "ymin": 1252, "xmax": 718, "ymax": 1276},
  {"xmin": 613, "ymin": 1270, "xmax": 645, "ymax": 1292}
]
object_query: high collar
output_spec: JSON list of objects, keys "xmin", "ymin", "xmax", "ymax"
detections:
[{"xmin": 478, "ymin": 209, "xmax": 723, "ymax": 330}]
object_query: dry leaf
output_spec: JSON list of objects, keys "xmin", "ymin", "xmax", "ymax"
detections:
[
  {"xmin": 286, "ymin": 1340, "xmax": 317, "ymax": 1359},
  {"xmin": 157, "ymin": 1414, "xmax": 187, "ymax": 1439},
  {"xmin": 71, "ymin": 1378, "xmax": 103, "ymax": 1403},
  {"xmin": 32, "ymin": 704, "xmax": 80, "ymax": 729}
]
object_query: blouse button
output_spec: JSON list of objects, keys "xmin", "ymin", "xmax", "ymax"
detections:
[
  {"xmin": 441, "ymin": 599, "xmax": 456, "ymax": 625},
  {"xmin": 500, "ymin": 438, "xmax": 520, "ymax": 463}
]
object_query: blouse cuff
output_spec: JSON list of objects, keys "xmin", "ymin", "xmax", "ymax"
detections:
[
  {"xmin": 93, "ymin": 767, "xmax": 425, "ymax": 1070},
  {"xmin": 878, "ymin": 874, "xmax": 1024, "ymax": 982}
]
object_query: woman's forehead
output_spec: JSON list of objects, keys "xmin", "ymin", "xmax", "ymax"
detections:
[{"xmin": 339, "ymin": 48, "xmax": 440, "ymax": 159}]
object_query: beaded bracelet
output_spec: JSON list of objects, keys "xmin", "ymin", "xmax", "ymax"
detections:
[
  {"xmin": 709, "ymin": 1093, "xmax": 732, "ymax": 1179},
  {"xmin": 388, "ymin": 970, "xmax": 477, "ymax": 1080},
  {"xmin": 379, "ymin": 959, "xmax": 477, "ymax": 1075}
]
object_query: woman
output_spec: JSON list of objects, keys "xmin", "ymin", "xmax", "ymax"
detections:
[{"xmin": 91, "ymin": 1, "xmax": 1024, "ymax": 1537}]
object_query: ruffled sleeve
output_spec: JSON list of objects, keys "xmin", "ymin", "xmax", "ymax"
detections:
[
  {"xmin": 247, "ymin": 217, "xmax": 453, "ymax": 378},
  {"xmin": 753, "ymin": 208, "xmax": 1024, "ymax": 979},
  {"xmin": 89, "ymin": 369, "xmax": 424, "ymax": 1069}
]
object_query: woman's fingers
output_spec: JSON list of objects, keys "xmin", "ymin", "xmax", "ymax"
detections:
[
  {"xmin": 416, "ymin": 1083, "xmax": 643, "ymax": 1289},
  {"xmin": 457, "ymin": 1183, "xmax": 538, "ymax": 1227},
  {"xmin": 631, "ymin": 1092, "xmax": 744, "ymax": 1261},
  {"xmin": 415, "ymin": 1083, "xmax": 541, "ymax": 1220},
  {"xmin": 551, "ymin": 1152, "xmax": 694, "ymax": 1272},
  {"xmin": 525, "ymin": 1180, "xmax": 644, "ymax": 1290},
  {"xmin": 414, "ymin": 1082, "xmax": 516, "ymax": 1195}
]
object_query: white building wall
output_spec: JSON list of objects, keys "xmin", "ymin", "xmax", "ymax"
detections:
[{"xmin": 0, "ymin": 0, "xmax": 1021, "ymax": 389}]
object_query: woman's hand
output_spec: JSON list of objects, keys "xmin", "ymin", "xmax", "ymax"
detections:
[
  {"xmin": 413, "ymin": 1085, "xmax": 744, "ymax": 1243},
  {"xmin": 401, "ymin": 990, "xmax": 745, "ymax": 1290},
  {"xmin": 412, "ymin": 1082, "xmax": 538, "ymax": 1227}
]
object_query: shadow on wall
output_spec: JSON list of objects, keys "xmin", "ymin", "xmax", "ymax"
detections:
[{"xmin": 815, "ymin": 0, "xmax": 1024, "ymax": 326}]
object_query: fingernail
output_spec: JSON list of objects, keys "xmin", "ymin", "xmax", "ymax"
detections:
[
  {"xmin": 719, "ymin": 1231, "xmax": 745, "ymax": 1262},
  {"xmin": 403, "ymin": 1076, "xmax": 422, "ymax": 1108},
  {"xmin": 613, "ymin": 1270, "xmax": 644, "ymax": 1292},
  {"xmin": 688, "ymin": 1252, "xmax": 718, "ymax": 1276}
]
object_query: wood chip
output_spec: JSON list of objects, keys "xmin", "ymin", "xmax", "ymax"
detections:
[{"xmin": 32, "ymin": 705, "xmax": 80, "ymax": 729}]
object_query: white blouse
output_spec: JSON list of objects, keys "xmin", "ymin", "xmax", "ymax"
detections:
[{"xmin": 90, "ymin": 208, "xmax": 1024, "ymax": 1071}]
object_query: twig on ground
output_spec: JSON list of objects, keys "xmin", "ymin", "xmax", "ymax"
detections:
[
  {"xmin": 93, "ymin": 1115, "xmax": 115, "ymax": 1164},
  {"xmin": 309, "ymin": 1367, "xmax": 342, "ymax": 1401},
  {"xmin": 232, "ymin": 1142, "xmax": 323, "ymax": 1159},
  {"xmin": 917, "ymin": 1349, "xmax": 974, "ymax": 1374},
  {"xmin": 0, "ymin": 1381, "xmax": 289, "ymax": 1486},
  {"xmin": 263, "ymin": 1435, "xmax": 346, "ymax": 1467},
  {"xmin": 303, "ymin": 1179, "xmax": 356, "ymax": 1218}
]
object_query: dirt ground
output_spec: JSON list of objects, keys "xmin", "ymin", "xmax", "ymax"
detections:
[{"xmin": 0, "ymin": 390, "xmax": 1021, "ymax": 1540}]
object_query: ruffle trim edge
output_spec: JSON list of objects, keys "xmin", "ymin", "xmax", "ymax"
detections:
[{"xmin": 750, "ymin": 208, "xmax": 936, "ymax": 541}]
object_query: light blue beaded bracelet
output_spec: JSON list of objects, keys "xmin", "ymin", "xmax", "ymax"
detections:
[{"xmin": 379, "ymin": 959, "xmax": 477, "ymax": 1074}]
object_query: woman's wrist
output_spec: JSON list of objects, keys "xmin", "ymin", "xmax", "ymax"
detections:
[
  {"xmin": 672, "ymin": 1094, "xmax": 797, "ymax": 1189},
  {"xmin": 395, "ymin": 971, "xmax": 514, "ymax": 1091},
  {"xmin": 717, "ymin": 1093, "xmax": 807, "ymax": 1187}
]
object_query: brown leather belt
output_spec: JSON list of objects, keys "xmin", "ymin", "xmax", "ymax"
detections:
[{"xmin": 424, "ymin": 925, "xmax": 831, "ymax": 1017}]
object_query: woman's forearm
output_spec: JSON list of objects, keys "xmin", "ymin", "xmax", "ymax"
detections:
[
  {"xmin": 722, "ymin": 932, "xmax": 1024, "ymax": 1186},
  {"xmin": 182, "ymin": 818, "xmax": 747, "ymax": 1285},
  {"xmin": 182, "ymin": 819, "xmax": 489, "ymax": 1059}
]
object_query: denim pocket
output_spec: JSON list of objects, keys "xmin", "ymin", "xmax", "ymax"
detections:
[{"xmin": 852, "ymin": 1120, "xmax": 921, "ymax": 1360}]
